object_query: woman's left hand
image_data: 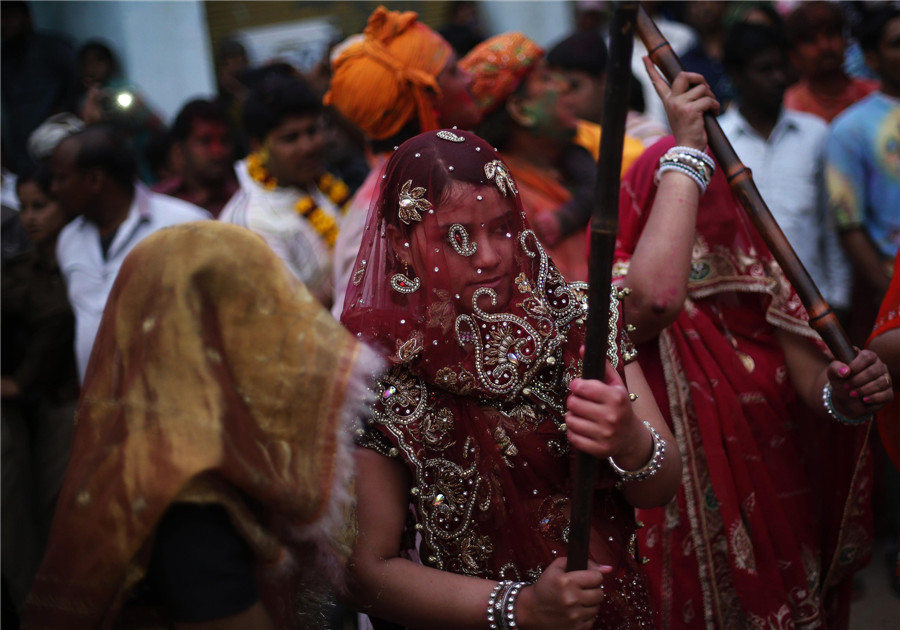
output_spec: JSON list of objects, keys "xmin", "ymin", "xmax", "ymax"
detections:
[
  {"xmin": 565, "ymin": 361, "xmax": 649, "ymax": 464},
  {"xmin": 827, "ymin": 349, "xmax": 894, "ymax": 418}
]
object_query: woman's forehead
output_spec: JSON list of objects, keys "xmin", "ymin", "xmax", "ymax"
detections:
[{"xmin": 433, "ymin": 183, "xmax": 512, "ymax": 227}]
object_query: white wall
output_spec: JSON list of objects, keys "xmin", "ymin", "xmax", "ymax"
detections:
[
  {"xmin": 480, "ymin": 1, "xmax": 575, "ymax": 49},
  {"xmin": 30, "ymin": 0, "xmax": 216, "ymax": 124}
]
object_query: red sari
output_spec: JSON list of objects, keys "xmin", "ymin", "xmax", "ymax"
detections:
[
  {"xmin": 613, "ymin": 139, "xmax": 872, "ymax": 630},
  {"xmin": 343, "ymin": 129, "xmax": 655, "ymax": 629}
]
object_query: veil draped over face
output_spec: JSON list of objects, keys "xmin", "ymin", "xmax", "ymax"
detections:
[
  {"xmin": 341, "ymin": 130, "xmax": 655, "ymax": 627},
  {"xmin": 340, "ymin": 129, "xmax": 587, "ymax": 400},
  {"xmin": 25, "ymin": 222, "xmax": 382, "ymax": 630}
]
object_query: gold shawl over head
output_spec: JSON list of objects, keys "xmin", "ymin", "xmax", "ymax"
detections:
[{"xmin": 24, "ymin": 222, "xmax": 381, "ymax": 629}]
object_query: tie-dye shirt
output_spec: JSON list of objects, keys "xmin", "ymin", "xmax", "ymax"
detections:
[{"xmin": 825, "ymin": 91, "xmax": 900, "ymax": 260}]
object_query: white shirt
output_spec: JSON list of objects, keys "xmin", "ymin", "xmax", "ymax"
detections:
[
  {"xmin": 57, "ymin": 184, "xmax": 210, "ymax": 382},
  {"xmin": 718, "ymin": 106, "xmax": 851, "ymax": 309},
  {"xmin": 220, "ymin": 159, "xmax": 341, "ymax": 307},
  {"xmin": 331, "ymin": 157, "xmax": 387, "ymax": 319}
]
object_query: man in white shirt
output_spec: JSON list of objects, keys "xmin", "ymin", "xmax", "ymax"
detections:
[
  {"xmin": 718, "ymin": 21, "xmax": 851, "ymax": 314},
  {"xmin": 51, "ymin": 125, "xmax": 210, "ymax": 382}
]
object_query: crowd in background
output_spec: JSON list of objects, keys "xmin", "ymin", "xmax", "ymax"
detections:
[{"xmin": 1, "ymin": 1, "xmax": 898, "ymax": 629}]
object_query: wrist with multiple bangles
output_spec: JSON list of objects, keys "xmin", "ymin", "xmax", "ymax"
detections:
[
  {"xmin": 487, "ymin": 580, "xmax": 529, "ymax": 630},
  {"xmin": 822, "ymin": 382, "xmax": 873, "ymax": 425},
  {"xmin": 654, "ymin": 145, "xmax": 715, "ymax": 194},
  {"xmin": 608, "ymin": 420, "xmax": 666, "ymax": 482}
]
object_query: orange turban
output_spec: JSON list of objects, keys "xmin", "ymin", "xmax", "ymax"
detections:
[
  {"xmin": 460, "ymin": 33, "xmax": 544, "ymax": 116},
  {"xmin": 324, "ymin": 6, "xmax": 452, "ymax": 140}
]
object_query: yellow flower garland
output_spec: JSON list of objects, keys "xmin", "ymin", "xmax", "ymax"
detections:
[{"xmin": 246, "ymin": 152, "xmax": 351, "ymax": 249}]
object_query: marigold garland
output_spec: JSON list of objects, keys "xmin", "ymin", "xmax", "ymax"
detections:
[{"xmin": 246, "ymin": 152, "xmax": 351, "ymax": 249}]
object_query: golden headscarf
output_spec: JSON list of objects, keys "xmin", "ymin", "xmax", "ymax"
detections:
[
  {"xmin": 460, "ymin": 32, "xmax": 544, "ymax": 116},
  {"xmin": 324, "ymin": 6, "xmax": 452, "ymax": 140},
  {"xmin": 24, "ymin": 222, "xmax": 382, "ymax": 629}
]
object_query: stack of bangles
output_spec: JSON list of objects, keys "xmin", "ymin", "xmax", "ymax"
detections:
[
  {"xmin": 608, "ymin": 421, "xmax": 666, "ymax": 482},
  {"xmin": 654, "ymin": 145, "xmax": 716, "ymax": 194},
  {"xmin": 822, "ymin": 382, "xmax": 873, "ymax": 425},
  {"xmin": 487, "ymin": 580, "xmax": 529, "ymax": 630}
]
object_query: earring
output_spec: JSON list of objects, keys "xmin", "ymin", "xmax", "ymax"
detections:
[{"xmin": 391, "ymin": 264, "xmax": 421, "ymax": 294}]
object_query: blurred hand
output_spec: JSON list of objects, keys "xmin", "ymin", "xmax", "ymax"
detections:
[{"xmin": 643, "ymin": 58, "xmax": 719, "ymax": 151}]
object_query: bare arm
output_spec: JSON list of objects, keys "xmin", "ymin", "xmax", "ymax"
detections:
[
  {"xmin": 345, "ymin": 448, "xmax": 608, "ymax": 630},
  {"xmin": 622, "ymin": 61, "xmax": 719, "ymax": 344}
]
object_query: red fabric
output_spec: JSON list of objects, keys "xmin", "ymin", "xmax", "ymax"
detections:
[
  {"xmin": 613, "ymin": 139, "xmax": 872, "ymax": 629},
  {"xmin": 866, "ymin": 249, "xmax": 900, "ymax": 474},
  {"xmin": 342, "ymin": 130, "xmax": 654, "ymax": 628}
]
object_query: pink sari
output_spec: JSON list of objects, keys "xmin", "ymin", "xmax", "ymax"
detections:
[{"xmin": 613, "ymin": 139, "xmax": 872, "ymax": 630}]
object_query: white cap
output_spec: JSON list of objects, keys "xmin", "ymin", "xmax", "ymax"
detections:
[{"xmin": 27, "ymin": 113, "xmax": 85, "ymax": 162}]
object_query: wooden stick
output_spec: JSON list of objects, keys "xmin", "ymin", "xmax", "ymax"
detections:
[
  {"xmin": 635, "ymin": 3, "xmax": 856, "ymax": 364},
  {"xmin": 567, "ymin": 0, "xmax": 638, "ymax": 573}
]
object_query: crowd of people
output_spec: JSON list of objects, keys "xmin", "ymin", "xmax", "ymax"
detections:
[{"xmin": 2, "ymin": 1, "xmax": 898, "ymax": 629}]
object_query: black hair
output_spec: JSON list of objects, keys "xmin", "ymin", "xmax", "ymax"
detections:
[
  {"xmin": 171, "ymin": 99, "xmax": 230, "ymax": 142},
  {"xmin": 144, "ymin": 129, "xmax": 173, "ymax": 181},
  {"xmin": 472, "ymin": 75, "xmax": 532, "ymax": 151},
  {"xmin": 69, "ymin": 124, "xmax": 137, "ymax": 191},
  {"xmin": 546, "ymin": 31, "xmax": 609, "ymax": 79},
  {"xmin": 242, "ymin": 67, "xmax": 322, "ymax": 142},
  {"xmin": 856, "ymin": 5, "xmax": 900, "ymax": 53},
  {"xmin": 215, "ymin": 38, "xmax": 248, "ymax": 67},
  {"xmin": 785, "ymin": 1, "xmax": 845, "ymax": 46},
  {"xmin": 15, "ymin": 162, "xmax": 53, "ymax": 197},
  {"xmin": 723, "ymin": 22, "xmax": 788, "ymax": 76},
  {"xmin": 77, "ymin": 39, "xmax": 121, "ymax": 77},
  {"xmin": 1, "ymin": 1, "xmax": 30, "ymax": 18}
]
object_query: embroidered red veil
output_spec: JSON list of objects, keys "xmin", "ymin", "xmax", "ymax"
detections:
[{"xmin": 341, "ymin": 129, "xmax": 655, "ymax": 628}]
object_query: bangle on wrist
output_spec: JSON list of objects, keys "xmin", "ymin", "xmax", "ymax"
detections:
[
  {"xmin": 654, "ymin": 146, "xmax": 715, "ymax": 194},
  {"xmin": 487, "ymin": 580, "xmax": 512, "ymax": 630},
  {"xmin": 608, "ymin": 421, "xmax": 666, "ymax": 482},
  {"xmin": 500, "ymin": 581, "xmax": 528, "ymax": 629},
  {"xmin": 822, "ymin": 382, "xmax": 872, "ymax": 425}
]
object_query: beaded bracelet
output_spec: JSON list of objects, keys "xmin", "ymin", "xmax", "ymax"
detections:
[
  {"xmin": 655, "ymin": 146, "xmax": 715, "ymax": 194},
  {"xmin": 608, "ymin": 421, "xmax": 666, "ymax": 482},
  {"xmin": 657, "ymin": 162, "xmax": 710, "ymax": 194},
  {"xmin": 822, "ymin": 382, "xmax": 872, "ymax": 426},
  {"xmin": 669, "ymin": 145, "xmax": 715, "ymax": 171},
  {"xmin": 500, "ymin": 581, "xmax": 528, "ymax": 629},
  {"xmin": 487, "ymin": 580, "xmax": 513, "ymax": 630}
]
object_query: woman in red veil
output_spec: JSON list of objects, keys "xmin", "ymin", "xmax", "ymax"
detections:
[
  {"xmin": 339, "ymin": 125, "xmax": 686, "ymax": 629},
  {"xmin": 612, "ymin": 61, "xmax": 894, "ymax": 630}
]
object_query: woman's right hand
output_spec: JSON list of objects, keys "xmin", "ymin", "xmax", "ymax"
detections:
[
  {"xmin": 515, "ymin": 556, "xmax": 610, "ymax": 629},
  {"xmin": 643, "ymin": 57, "xmax": 719, "ymax": 151}
]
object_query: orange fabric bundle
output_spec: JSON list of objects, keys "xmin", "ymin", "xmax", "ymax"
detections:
[
  {"xmin": 460, "ymin": 32, "xmax": 544, "ymax": 116},
  {"xmin": 325, "ymin": 6, "xmax": 451, "ymax": 140}
]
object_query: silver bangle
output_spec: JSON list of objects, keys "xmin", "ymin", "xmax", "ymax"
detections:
[
  {"xmin": 502, "ymin": 581, "xmax": 528, "ymax": 629},
  {"xmin": 822, "ymin": 382, "xmax": 872, "ymax": 425},
  {"xmin": 608, "ymin": 421, "xmax": 666, "ymax": 482},
  {"xmin": 657, "ymin": 161, "xmax": 709, "ymax": 194},
  {"xmin": 487, "ymin": 580, "xmax": 512, "ymax": 630},
  {"xmin": 669, "ymin": 145, "xmax": 715, "ymax": 171}
]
